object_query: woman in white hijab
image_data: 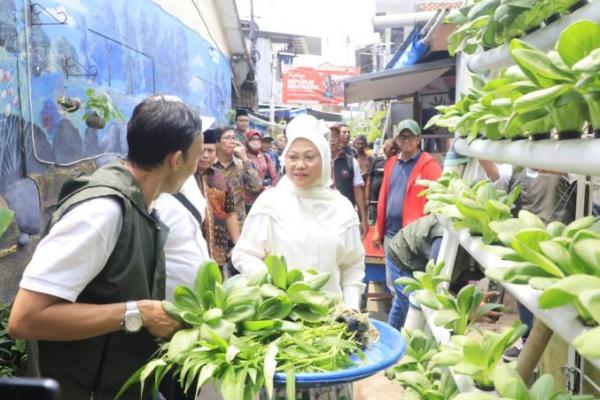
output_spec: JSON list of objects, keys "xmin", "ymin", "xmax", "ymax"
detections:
[{"xmin": 232, "ymin": 114, "xmax": 365, "ymax": 310}]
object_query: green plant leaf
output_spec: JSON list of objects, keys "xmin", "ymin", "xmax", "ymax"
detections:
[
  {"xmin": 539, "ymin": 275, "xmax": 600, "ymax": 309},
  {"xmin": 286, "ymin": 281, "xmax": 312, "ymax": 298},
  {"xmin": 195, "ymin": 260, "xmax": 223, "ymax": 309},
  {"xmin": 203, "ymin": 308, "xmax": 223, "ymax": 323},
  {"xmin": 243, "ymin": 319, "xmax": 281, "ymax": 331},
  {"xmin": 304, "ymin": 272, "xmax": 331, "ymax": 291},
  {"xmin": 573, "ymin": 326, "xmax": 600, "ymax": 358},
  {"xmin": 433, "ymin": 309, "xmax": 460, "ymax": 327},
  {"xmin": 557, "ymin": 20, "xmax": 600, "ymax": 68},
  {"xmin": 570, "ymin": 230, "xmax": 600, "ymax": 275},
  {"xmin": 539, "ymin": 240, "xmax": 578, "ymax": 276},
  {"xmin": 578, "ymin": 289, "xmax": 600, "ymax": 323},
  {"xmin": 167, "ymin": 329, "xmax": 200, "ymax": 362},
  {"xmin": 573, "ymin": 47, "xmax": 600, "ymax": 74},
  {"xmin": 453, "ymin": 362, "xmax": 484, "ymax": 376},
  {"xmin": 256, "ymin": 295, "xmax": 293, "ymax": 320},
  {"xmin": 493, "ymin": 364, "xmax": 529, "ymax": 399},
  {"xmin": 513, "ymin": 230, "xmax": 565, "ymax": 278},
  {"xmin": 563, "ymin": 216, "xmax": 598, "ymax": 238},
  {"xmin": 514, "ymin": 84, "xmax": 574, "ymax": 113},
  {"xmin": 223, "ymin": 304, "xmax": 255, "ymax": 323},
  {"xmin": 289, "ymin": 290, "xmax": 331, "ymax": 314},
  {"xmin": 546, "ymin": 221, "xmax": 566, "ymax": 238},
  {"xmin": 510, "ymin": 39, "xmax": 574, "ymax": 87},
  {"xmin": 286, "ymin": 269, "xmax": 304, "ymax": 287},
  {"xmin": 457, "ymin": 284, "xmax": 481, "ymax": 316},
  {"xmin": 260, "ymin": 283, "xmax": 286, "ymax": 299},
  {"xmin": 161, "ymin": 300, "xmax": 185, "ymax": 323},
  {"xmin": 173, "ymin": 286, "xmax": 202, "ymax": 312},
  {"xmin": 0, "ymin": 208, "xmax": 14, "ymax": 239},
  {"xmin": 529, "ymin": 277, "xmax": 560, "ymax": 290},
  {"xmin": 264, "ymin": 342, "xmax": 278, "ymax": 399},
  {"xmin": 224, "ymin": 286, "xmax": 261, "ymax": 310},
  {"xmin": 265, "ymin": 255, "xmax": 288, "ymax": 289},
  {"xmin": 219, "ymin": 366, "xmax": 246, "ymax": 400}
]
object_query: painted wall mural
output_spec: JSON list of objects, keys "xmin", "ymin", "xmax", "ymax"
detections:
[{"xmin": 0, "ymin": 0, "xmax": 232, "ymax": 188}]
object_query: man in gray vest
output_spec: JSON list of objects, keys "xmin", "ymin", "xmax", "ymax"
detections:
[{"xmin": 8, "ymin": 95, "xmax": 203, "ymax": 400}]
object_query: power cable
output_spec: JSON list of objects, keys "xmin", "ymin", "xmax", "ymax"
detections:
[{"xmin": 189, "ymin": 0, "xmax": 227, "ymax": 57}]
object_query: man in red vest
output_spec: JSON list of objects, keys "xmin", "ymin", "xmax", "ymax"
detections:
[{"xmin": 372, "ymin": 119, "xmax": 441, "ymax": 328}]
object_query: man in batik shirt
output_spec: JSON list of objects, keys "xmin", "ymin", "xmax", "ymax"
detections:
[
  {"xmin": 214, "ymin": 127, "xmax": 263, "ymax": 230},
  {"xmin": 196, "ymin": 129, "xmax": 240, "ymax": 269}
]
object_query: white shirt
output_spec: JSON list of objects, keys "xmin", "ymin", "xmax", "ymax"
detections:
[
  {"xmin": 20, "ymin": 197, "xmax": 123, "ymax": 302},
  {"xmin": 154, "ymin": 176, "xmax": 210, "ymax": 301},
  {"xmin": 352, "ymin": 158, "xmax": 364, "ymax": 187}
]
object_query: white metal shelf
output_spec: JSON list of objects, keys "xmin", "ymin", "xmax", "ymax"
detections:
[
  {"xmin": 438, "ymin": 218, "xmax": 600, "ymax": 370},
  {"xmin": 468, "ymin": 0, "xmax": 600, "ymax": 73},
  {"xmin": 454, "ymin": 137, "xmax": 600, "ymax": 177},
  {"xmin": 422, "ymin": 306, "xmax": 498, "ymax": 396}
]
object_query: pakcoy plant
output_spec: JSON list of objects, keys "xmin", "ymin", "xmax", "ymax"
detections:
[
  {"xmin": 485, "ymin": 213, "xmax": 600, "ymax": 359},
  {"xmin": 446, "ymin": 0, "xmax": 586, "ymax": 56},
  {"xmin": 431, "ymin": 21, "xmax": 600, "ymax": 140},
  {"xmin": 538, "ymin": 274, "xmax": 600, "ymax": 358},
  {"xmin": 398, "ymin": 263, "xmax": 504, "ymax": 336},
  {"xmin": 486, "ymin": 212, "xmax": 600, "ymax": 288},
  {"xmin": 419, "ymin": 174, "xmax": 521, "ymax": 244},
  {"xmin": 453, "ymin": 364, "xmax": 597, "ymax": 400},
  {"xmin": 118, "ymin": 256, "xmax": 363, "ymax": 400},
  {"xmin": 386, "ymin": 329, "xmax": 457, "ymax": 400},
  {"xmin": 394, "ymin": 259, "xmax": 449, "ymax": 310},
  {"xmin": 390, "ymin": 367, "xmax": 457, "ymax": 400},
  {"xmin": 431, "ymin": 321, "xmax": 527, "ymax": 390},
  {"xmin": 432, "ymin": 284, "xmax": 504, "ymax": 336}
]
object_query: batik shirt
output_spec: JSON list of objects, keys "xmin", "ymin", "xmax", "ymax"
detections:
[
  {"xmin": 214, "ymin": 156, "xmax": 262, "ymax": 229},
  {"xmin": 196, "ymin": 167, "xmax": 235, "ymax": 266}
]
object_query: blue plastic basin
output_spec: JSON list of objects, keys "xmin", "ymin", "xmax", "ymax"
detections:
[{"xmin": 273, "ymin": 319, "xmax": 406, "ymax": 387}]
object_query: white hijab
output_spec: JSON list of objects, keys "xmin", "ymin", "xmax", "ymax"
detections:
[{"xmin": 250, "ymin": 115, "xmax": 358, "ymax": 229}]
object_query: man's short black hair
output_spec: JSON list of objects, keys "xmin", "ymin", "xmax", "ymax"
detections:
[
  {"xmin": 355, "ymin": 134, "xmax": 367, "ymax": 143},
  {"xmin": 214, "ymin": 126, "xmax": 235, "ymax": 143},
  {"xmin": 127, "ymin": 95, "xmax": 202, "ymax": 170}
]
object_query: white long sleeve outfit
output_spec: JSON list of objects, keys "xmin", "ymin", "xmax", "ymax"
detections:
[
  {"xmin": 232, "ymin": 115, "xmax": 366, "ymax": 310},
  {"xmin": 154, "ymin": 176, "xmax": 210, "ymax": 301}
]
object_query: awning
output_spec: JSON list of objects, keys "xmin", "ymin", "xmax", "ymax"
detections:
[{"xmin": 343, "ymin": 58, "xmax": 455, "ymax": 104}]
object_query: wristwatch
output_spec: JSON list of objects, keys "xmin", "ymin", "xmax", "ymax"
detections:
[{"xmin": 121, "ymin": 301, "xmax": 143, "ymax": 333}]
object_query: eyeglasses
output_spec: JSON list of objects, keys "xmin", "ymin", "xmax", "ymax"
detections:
[
  {"xmin": 397, "ymin": 134, "xmax": 417, "ymax": 142},
  {"xmin": 287, "ymin": 153, "xmax": 320, "ymax": 165},
  {"xmin": 248, "ymin": 137, "xmax": 261, "ymax": 142}
]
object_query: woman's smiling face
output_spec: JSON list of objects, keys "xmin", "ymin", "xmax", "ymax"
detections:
[{"xmin": 285, "ymin": 138, "xmax": 322, "ymax": 189}]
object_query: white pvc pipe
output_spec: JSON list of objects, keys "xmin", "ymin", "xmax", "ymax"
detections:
[
  {"xmin": 454, "ymin": 137, "xmax": 600, "ymax": 177},
  {"xmin": 372, "ymin": 11, "xmax": 436, "ymax": 28},
  {"xmin": 468, "ymin": 0, "xmax": 600, "ymax": 73}
]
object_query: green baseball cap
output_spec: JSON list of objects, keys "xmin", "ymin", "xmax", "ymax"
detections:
[{"xmin": 395, "ymin": 119, "xmax": 421, "ymax": 137}]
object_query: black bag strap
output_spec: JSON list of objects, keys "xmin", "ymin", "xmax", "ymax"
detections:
[{"xmin": 172, "ymin": 193, "xmax": 203, "ymax": 226}]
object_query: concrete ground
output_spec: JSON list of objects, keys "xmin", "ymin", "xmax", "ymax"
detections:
[{"xmin": 353, "ymin": 371, "xmax": 404, "ymax": 399}]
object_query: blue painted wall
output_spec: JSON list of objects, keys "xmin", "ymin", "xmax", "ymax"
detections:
[{"xmin": 0, "ymin": 0, "xmax": 232, "ymax": 187}]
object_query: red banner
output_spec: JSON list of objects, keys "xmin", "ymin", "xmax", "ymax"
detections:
[{"xmin": 282, "ymin": 65, "xmax": 360, "ymax": 105}]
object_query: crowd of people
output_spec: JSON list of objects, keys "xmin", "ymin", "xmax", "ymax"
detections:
[{"xmin": 6, "ymin": 95, "xmax": 452, "ymax": 400}]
